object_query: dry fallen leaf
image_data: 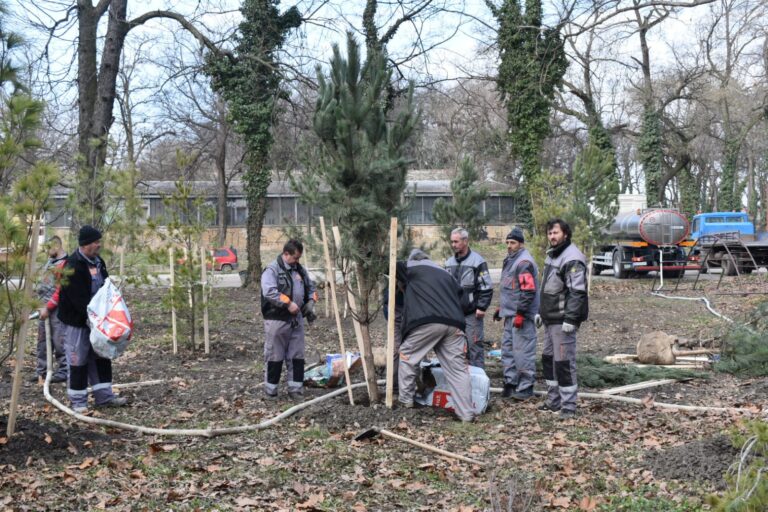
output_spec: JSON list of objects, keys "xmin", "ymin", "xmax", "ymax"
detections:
[
  {"xmin": 551, "ymin": 496, "xmax": 571, "ymax": 508},
  {"xmin": 44, "ymin": 433, "xmax": 52, "ymax": 444},
  {"xmin": 296, "ymin": 493, "xmax": 324, "ymax": 509},
  {"xmin": 235, "ymin": 496, "xmax": 260, "ymax": 507},
  {"xmin": 78, "ymin": 457, "xmax": 96, "ymax": 470},
  {"xmin": 579, "ymin": 496, "xmax": 598, "ymax": 511}
]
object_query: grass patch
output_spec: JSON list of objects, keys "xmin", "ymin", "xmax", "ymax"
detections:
[{"xmin": 599, "ymin": 494, "xmax": 702, "ymax": 511}]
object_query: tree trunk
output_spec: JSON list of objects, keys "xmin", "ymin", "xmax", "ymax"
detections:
[
  {"xmin": 243, "ymin": 169, "xmax": 267, "ymax": 289},
  {"xmin": 215, "ymin": 126, "xmax": 229, "ymax": 247},
  {"xmin": 77, "ymin": 0, "xmax": 130, "ymax": 228}
]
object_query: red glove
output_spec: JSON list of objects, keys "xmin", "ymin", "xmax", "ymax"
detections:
[{"xmin": 513, "ymin": 313, "xmax": 525, "ymax": 329}]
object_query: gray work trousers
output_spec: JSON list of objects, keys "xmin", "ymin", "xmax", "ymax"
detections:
[
  {"xmin": 264, "ymin": 319, "xmax": 305, "ymax": 394},
  {"xmin": 398, "ymin": 323, "xmax": 474, "ymax": 422},
  {"xmin": 542, "ymin": 324, "xmax": 578, "ymax": 412},
  {"xmin": 36, "ymin": 314, "xmax": 68, "ymax": 379},
  {"xmin": 391, "ymin": 306, "xmax": 403, "ymax": 385},
  {"xmin": 63, "ymin": 324, "xmax": 117, "ymax": 408},
  {"xmin": 464, "ymin": 313, "xmax": 486, "ymax": 368},
  {"xmin": 501, "ymin": 317, "xmax": 537, "ymax": 392}
]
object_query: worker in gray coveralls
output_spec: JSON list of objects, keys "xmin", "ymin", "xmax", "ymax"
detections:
[
  {"xmin": 397, "ymin": 249, "xmax": 475, "ymax": 423},
  {"xmin": 445, "ymin": 228, "xmax": 493, "ymax": 368},
  {"xmin": 35, "ymin": 236, "xmax": 69, "ymax": 384},
  {"xmin": 260, "ymin": 239, "xmax": 317, "ymax": 400},
  {"xmin": 537, "ymin": 219, "xmax": 589, "ymax": 420},
  {"xmin": 493, "ymin": 227, "xmax": 540, "ymax": 401}
]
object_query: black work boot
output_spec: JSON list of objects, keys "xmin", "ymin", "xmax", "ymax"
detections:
[{"xmin": 501, "ymin": 383, "xmax": 515, "ymax": 398}]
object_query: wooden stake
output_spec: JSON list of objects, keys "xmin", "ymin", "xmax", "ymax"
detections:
[
  {"xmin": 319, "ymin": 217, "xmax": 355, "ymax": 405},
  {"xmin": 119, "ymin": 246, "xmax": 125, "ymax": 284},
  {"xmin": 324, "ymin": 282, "xmax": 330, "ymax": 318},
  {"xmin": 332, "ymin": 226, "xmax": 378, "ymax": 402},
  {"xmin": 169, "ymin": 247, "xmax": 178, "ymax": 354},
  {"xmin": 599, "ymin": 379, "xmax": 679, "ymax": 395},
  {"xmin": 7, "ymin": 218, "xmax": 41, "ymax": 437},
  {"xmin": 200, "ymin": 245, "xmax": 210, "ymax": 354},
  {"xmin": 385, "ymin": 217, "xmax": 398, "ymax": 408}
]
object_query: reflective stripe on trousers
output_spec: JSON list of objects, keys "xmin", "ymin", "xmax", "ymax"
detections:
[
  {"xmin": 501, "ymin": 317, "xmax": 537, "ymax": 391},
  {"xmin": 542, "ymin": 324, "xmax": 578, "ymax": 411}
]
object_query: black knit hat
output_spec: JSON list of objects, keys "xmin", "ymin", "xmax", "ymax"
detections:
[
  {"xmin": 506, "ymin": 226, "xmax": 525, "ymax": 243},
  {"xmin": 78, "ymin": 225, "xmax": 102, "ymax": 246}
]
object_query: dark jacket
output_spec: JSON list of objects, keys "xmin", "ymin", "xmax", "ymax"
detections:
[
  {"xmin": 260, "ymin": 255, "xmax": 316, "ymax": 322},
  {"xmin": 445, "ymin": 249, "xmax": 493, "ymax": 314},
  {"xmin": 57, "ymin": 250, "xmax": 109, "ymax": 327},
  {"xmin": 397, "ymin": 252, "xmax": 466, "ymax": 337},
  {"xmin": 540, "ymin": 240, "xmax": 589, "ymax": 326}
]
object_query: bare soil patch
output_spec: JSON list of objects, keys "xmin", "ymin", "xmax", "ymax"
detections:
[{"xmin": 1, "ymin": 274, "xmax": 766, "ymax": 510}]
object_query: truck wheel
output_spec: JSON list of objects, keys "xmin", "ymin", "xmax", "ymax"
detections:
[
  {"xmin": 612, "ymin": 250, "xmax": 627, "ymax": 279},
  {"xmin": 590, "ymin": 264, "xmax": 602, "ymax": 276},
  {"xmin": 724, "ymin": 257, "xmax": 738, "ymax": 276}
]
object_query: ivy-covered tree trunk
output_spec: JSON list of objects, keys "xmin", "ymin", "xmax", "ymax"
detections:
[
  {"xmin": 638, "ymin": 107, "xmax": 665, "ymax": 207},
  {"xmin": 678, "ymin": 166, "xmax": 698, "ymax": 220},
  {"xmin": 488, "ymin": 0, "xmax": 567, "ymax": 227},
  {"xmin": 719, "ymin": 139, "xmax": 741, "ymax": 211},
  {"xmin": 206, "ymin": 0, "xmax": 301, "ymax": 288}
]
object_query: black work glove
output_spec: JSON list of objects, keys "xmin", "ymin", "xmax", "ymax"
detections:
[
  {"xmin": 301, "ymin": 301, "xmax": 317, "ymax": 324},
  {"xmin": 492, "ymin": 308, "xmax": 502, "ymax": 322}
]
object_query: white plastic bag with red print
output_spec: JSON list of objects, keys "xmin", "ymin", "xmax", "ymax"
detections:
[{"xmin": 87, "ymin": 277, "xmax": 133, "ymax": 359}]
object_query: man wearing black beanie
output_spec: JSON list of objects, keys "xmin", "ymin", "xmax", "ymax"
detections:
[
  {"xmin": 493, "ymin": 226, "xmax": 540, "ymax": 400},
  {"xmin": 58, "ymin": 225, "xmax": 127, "ymax": 413}
]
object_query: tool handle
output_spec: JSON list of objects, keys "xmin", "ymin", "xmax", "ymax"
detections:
[{"xmin": 379, "ymin": 429, "xmax": 484, "ymax": 466}]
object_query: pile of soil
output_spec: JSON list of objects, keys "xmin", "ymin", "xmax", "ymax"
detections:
[{"xmin": 642, "ymin": 435, "xmax": 739, "ymax": 489}]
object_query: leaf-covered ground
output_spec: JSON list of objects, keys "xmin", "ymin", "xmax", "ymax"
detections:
[{"xmin": 1, "ymin": 274, "xmax": 767, "ymax": 511}]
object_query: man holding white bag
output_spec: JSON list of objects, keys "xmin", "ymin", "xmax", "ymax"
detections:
[{"xmin": 57, "ymin": 225, "xmax": 127, "ymax": 413}]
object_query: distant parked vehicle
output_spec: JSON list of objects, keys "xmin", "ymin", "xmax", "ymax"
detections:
[
  {"xmin": 211, "ymin": 246, "xmax": 238, "ymax": 272},
  {"xmin": 592, "ymin": 208, "xmax": 695, "ymax": 279},
  {"xmin": 689, "ymin": 212, "xmax": 768, "ymax": 275},
  {"xmin": 178, "ymin": 246, "xmax": 238, "ymax": 272}
]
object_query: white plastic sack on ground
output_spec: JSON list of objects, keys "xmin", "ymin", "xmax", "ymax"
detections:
[
  {"xmin": 414, "ymin": 362, "xmax": 491, "ymax": 416},
  {"xmin": 87, "ymin": 277, "xmax": 133, "ymax": 359}
]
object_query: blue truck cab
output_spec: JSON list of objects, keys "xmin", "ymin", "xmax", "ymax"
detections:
[{"xmin": 690, "ymin": 212, "xmax": 755, "ymax": 241}]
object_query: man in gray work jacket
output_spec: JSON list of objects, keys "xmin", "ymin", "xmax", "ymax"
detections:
[
  {"xmin": 493, "ymin": 227, "xmax": 539, "ymax": 401},
  {"xmin": 537, "ymin": 219, "xmax": 588, "ymax": 420},
  {"xmin": 260, "ymin": 239, "xmax": 317, "ymax": 400},
  {"xmin": 445, "ymin": 228, "xmax": 493, "ymax": 368}
]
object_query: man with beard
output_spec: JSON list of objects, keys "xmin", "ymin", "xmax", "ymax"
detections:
[
  {"xmin": 537, "ymin": 219, "xmax": 588, "ymax": 419},
  {"xmin": 493, "ymin": 227, "xmax": 539, "ymax": 400}
]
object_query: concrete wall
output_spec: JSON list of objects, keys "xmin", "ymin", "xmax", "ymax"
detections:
[{"xmin": 50, "ymin": 224, "xmax": 513, "ymax": 262}]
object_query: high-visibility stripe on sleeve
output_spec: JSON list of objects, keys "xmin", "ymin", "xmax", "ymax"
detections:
[
  {"xmin": 279, "ymin": 293, "xmax": 291, "ymax": 304},
  {"xmin": 518, "ymin": 272, "xmax": 536, "ymax": 291}
]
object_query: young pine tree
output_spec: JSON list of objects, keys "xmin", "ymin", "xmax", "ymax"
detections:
[
  {"xmin": 293, "ymin": 32, "xmax": 418, "ymax": 362},
  {"xmin": 433, "ymin": 157, "xmax": 489, "ymax": 244}
]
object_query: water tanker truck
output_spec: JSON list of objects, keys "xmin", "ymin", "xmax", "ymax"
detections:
[{"xmin": 592, "ymin": 209, "xmax": 697, "ymax": 279}]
